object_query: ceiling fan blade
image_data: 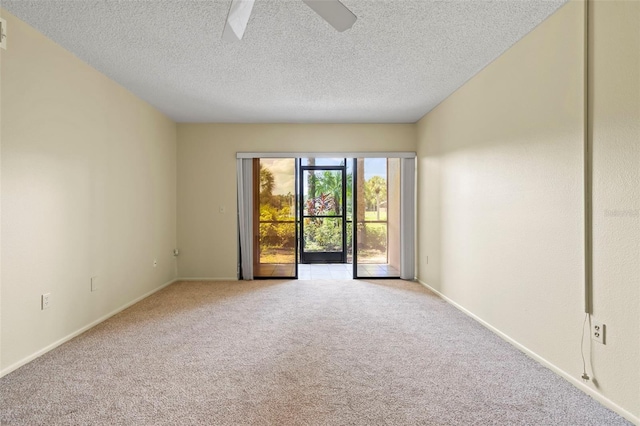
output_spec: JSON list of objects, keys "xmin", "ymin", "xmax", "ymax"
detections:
[
  {"xmin": 302, "ymin": 0, "xmax": 357, "ymax": 32},
  {"xmin": 222, "ymin": 0, "xmax": 256, "ymax": 41}
]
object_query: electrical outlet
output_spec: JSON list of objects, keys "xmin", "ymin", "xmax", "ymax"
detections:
[
  {"xmin": 592, "ymin": 319, "xmax": 606, "ymax": 345},
  {"xmin": 153, "ymin": 259, "xmax": 157, "ymax": 268},
  {"xmin": 91, "ymin": 276, "xmax": 99, "ymax": 292},
  {"xmin": 41, "ymin": 293, "xmax": 51, "ymax": 310}
]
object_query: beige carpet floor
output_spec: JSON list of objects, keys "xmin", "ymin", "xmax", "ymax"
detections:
[{"xmin": 0, "ymin": 279, "xmax": 630, "ymax": 425}]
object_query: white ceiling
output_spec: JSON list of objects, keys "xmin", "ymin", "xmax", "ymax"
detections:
[{"xmin": 3, "ymin": 0, "xmax": 567, "ymax": 123}]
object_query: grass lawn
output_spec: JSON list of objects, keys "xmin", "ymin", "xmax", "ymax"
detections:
[{"xmin": 364, "ymin": 210, "xmax": 387, "ymax": 221}]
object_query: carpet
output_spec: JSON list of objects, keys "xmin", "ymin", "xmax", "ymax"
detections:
[{"xmin": 0, "ymin": 279, "xmax": 630, "ymax": 425}]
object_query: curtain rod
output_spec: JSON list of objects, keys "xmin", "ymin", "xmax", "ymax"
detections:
[{"xmin": 236, "ymin": 152, "xmax": 416, "ymax": 159}]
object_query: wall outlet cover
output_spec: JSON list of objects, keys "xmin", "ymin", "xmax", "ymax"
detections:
[
  {"xmin": 592, "ymin": 319, "xmax": 605, "ymax": 345},
  {"xmin": 41, "ymin": 293, "xmax": 51, "ymax": 310}
]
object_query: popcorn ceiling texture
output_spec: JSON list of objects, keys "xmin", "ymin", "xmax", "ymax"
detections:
[{"xmin": 3, "ymin": 0, "xmax": 566, "ymax": 122}]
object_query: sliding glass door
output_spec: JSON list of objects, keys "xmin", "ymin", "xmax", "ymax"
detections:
[
  {"xmin": 353, "ymin": 158, "xmax": 401, "ymax": 278},
  {"xmin": 253, "ymin": 158, "xmax": 297, "ymax": 278},
  {"xmin": 243, "ymin": 155, "xmax": 412, "ymax": 280}
]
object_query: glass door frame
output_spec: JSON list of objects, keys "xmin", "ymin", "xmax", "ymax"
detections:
[
  {"xmin": 250, "ymin": 155, "xmax": 401, "ymax": 279},
  {"xmin": 352, "ymin": 158, "xmax": 358, "ymax": 278},
  {"xmin": 298, "ymin": 159, "xmax": 348, "ymax": 264},
  {"xmin": 352, "ymin": 158, "xmax": 401, "ymax": 280},
  {"xmin": 252, "ymin": 158, "xmax": 299, "ymax": 280}
]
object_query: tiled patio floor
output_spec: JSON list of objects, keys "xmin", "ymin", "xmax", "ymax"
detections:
[{"xmin": 254, "ymin": 263, "xmax": 399, "ymax": 279}]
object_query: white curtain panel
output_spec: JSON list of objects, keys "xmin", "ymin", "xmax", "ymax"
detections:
[
  {"xmin": 400, "ymin": 157, "xmax": 416, "ymax": 280},
  {"xmin": 237, "ymin": 158, "xmax": 253, "ymax": 280}
]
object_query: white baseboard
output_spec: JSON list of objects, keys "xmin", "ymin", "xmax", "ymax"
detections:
[
  {"xmin": 175, "ymin": 277, "xmax": 238, "ymax": 281},
  {"xmin": 0, "ymin": 278, "xmax": 179, "ymax": 378},
  {"xmin": 416, "ymin": 279, "xmax": 640, "ymax": 425}
]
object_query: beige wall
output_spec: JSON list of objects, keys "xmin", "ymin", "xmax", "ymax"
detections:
[
  {"xmin": 2, "ymin": 2, "xmax": 637, "ymax": 421},
  {"xmin": 177, "ymin": 124, "xmax": 416, "ymax": 278},
  {"xmin": 0, "ymin": 11, "xmax": 178, "ymax": 373},
  {"xmin": 416, "ymin": 0, "xmax": 639, "ymax": 421},
  {"xmin": 590, "ymin": 0, "xmax": 640, "ymax": 418}
]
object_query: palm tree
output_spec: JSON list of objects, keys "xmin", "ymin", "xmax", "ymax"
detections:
[
  {"xmin": 314, "ymin": 171, "xmax": 343, "ymax": 215},
  {"xmin": 259, "ymin": 164, "xmax": 275, "ymax": 203},
  {"xmin": 365, "ymin": 176, "xmax": 387, "ymax": 220}
]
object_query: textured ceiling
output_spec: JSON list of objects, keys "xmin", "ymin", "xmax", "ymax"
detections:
[{"xmin": 3, "ymin": 0, "xmax": 567, "ymax": 123}]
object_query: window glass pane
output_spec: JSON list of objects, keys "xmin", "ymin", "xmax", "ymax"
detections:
[
  {"xmin": 301, "ymin": 158, "xmax": 345, "ymax": 166},
  {"xmin": 357, "ymin": 222, "xmax": 387, "ymax": 263},
  {"xmin": 346, "ymin": 160, "xmax": 353, "ymax": 221},
  {"xmin": 303, "ymin": 218, "xmax": 343, "ymax": 253},
  {"xmin": 259, "ymin": 222, "xmax": 296, "ymax": 264},
  {"xmin": 255, "ymin": 158, "xmax": 296, "ymax": 278},
  {"xmin": 302, "ymin": 170, "xmax": 342, "ymax": 216},
  {"xmin": 355, "ymin": 158, "xmax": 400, "ymax": 278}
]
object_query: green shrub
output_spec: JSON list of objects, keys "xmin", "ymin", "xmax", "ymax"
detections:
[
  {"xmin": 304, "ymin": 219, "xmax": 343, "ymax": 252},
  {"xmin": 361, "ymin": 225, "xmax": 387, "ymax": 251}
]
